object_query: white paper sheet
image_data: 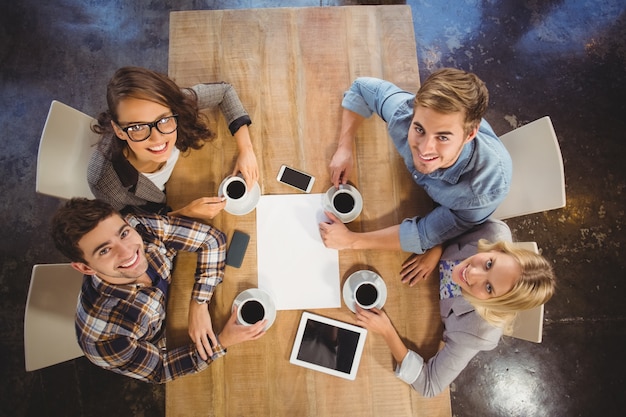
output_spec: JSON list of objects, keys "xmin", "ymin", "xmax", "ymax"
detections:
[{"xmin": 256, "ymin": 194, "xmax": 341, "ymax": 310}]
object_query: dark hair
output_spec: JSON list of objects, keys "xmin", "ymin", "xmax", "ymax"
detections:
[
  {"xmin": 50, "ymin": 198, "xmax": 119, "ymax": 263},
  {"xmin": 415, "ymin": 68, "xmax": 489, "ymax": 135},
  {"xmin": 92, "ymin": 66, "xmax": 213, "ymax": 158}
]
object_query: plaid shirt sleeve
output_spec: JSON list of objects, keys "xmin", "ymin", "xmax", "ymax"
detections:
[
  {"xmin": 130, "ymin": 213, "xmax": 227, "ymax": 303},
  {"xmin": 76, "ymin": 274, "xmax": 230, "ymax": 383}
]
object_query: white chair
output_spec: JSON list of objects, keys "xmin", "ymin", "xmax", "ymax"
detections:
[
  {"xmin": 24, "ymin": 264, "xmax": 84, "ymax": 371},
  {"xmin": 36, "ymin": 100, "xmax": 99, "ymax": 199},
  {"xmin": 510, "ymin": 242, "xmax": 545, "ymax": 343},
  {"xmin": 493, "ymin": 116, "xmax": 566, "ymax": 220}
]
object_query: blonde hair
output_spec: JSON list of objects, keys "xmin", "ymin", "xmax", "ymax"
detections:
[
  {"xmin": 415, "ymin": 68, "xmax": 489, "ymax": 135},
  {"xmin": 463, "ymin": 240, "xmax": 556, "ymax": 335}
]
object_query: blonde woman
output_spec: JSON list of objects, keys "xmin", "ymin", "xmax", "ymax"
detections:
[{"xmin": 355, "ymin": 219, "xmax": 556, "ymax": 397}]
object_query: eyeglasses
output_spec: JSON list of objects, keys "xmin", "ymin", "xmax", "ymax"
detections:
[{"xmin": 118, "ymin": 115, "xmax": 179, "ymax": 142}]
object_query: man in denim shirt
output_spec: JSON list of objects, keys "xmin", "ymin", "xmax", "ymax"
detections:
[{"xmin": 319, "ymin": 69, "xmax": 512, "ymax": 285}]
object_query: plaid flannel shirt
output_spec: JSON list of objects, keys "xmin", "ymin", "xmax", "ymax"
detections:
[{"xmin": 75, "ymin": 212, "xmax": 227, "ymax": 383}]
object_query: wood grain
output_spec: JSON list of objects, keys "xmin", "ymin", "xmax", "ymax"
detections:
[{"xmin": 166, "ymin": 6, "xmax": 450, "ymax": 417}]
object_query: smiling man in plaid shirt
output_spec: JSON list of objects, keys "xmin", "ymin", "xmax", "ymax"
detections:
[{"xmin": 50, "ymin": 198, "xmax": 266, "ymax": 383}]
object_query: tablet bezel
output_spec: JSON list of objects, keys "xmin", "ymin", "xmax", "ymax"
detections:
[{"xmin": 289, "ymin": 311, "xmax": 367, "ymax": 380}]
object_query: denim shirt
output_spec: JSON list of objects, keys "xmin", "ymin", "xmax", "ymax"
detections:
[{"xmin": 342, "ymin": 77, "xmax": 512, "ymax": 254}]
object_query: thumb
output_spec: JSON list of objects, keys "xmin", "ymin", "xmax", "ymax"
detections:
[{"xmin": 324, "ymin": 210, "xmax": 341, "ymax": 223}]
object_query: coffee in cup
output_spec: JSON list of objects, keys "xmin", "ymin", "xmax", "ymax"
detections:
[
  {"xmin": 224, "ymin": 176, "xmax": 247, "ymax": 200},
  {"xmin": 332, "ymin": 191, "xmax": 356, "ymax": 214},
  {"xmin": 354, "ymin": 282, "xmax": 379, "ymax": 309},
  {"xmin": 237, "ymin": 298, "xmax": 266, "ymax": 325},
  {"xmin": 325, "ymin": 184, "xmax": 362, "ymax": 223}
]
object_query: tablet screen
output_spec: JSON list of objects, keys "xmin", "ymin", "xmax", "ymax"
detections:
[{"xmin": 289, "ymin": 312, "xmax": 367, "ymax": 380}]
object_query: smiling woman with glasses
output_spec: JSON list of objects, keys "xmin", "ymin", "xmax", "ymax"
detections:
[{"xmin": 88, "ymin": 66, "xmax": 259, "ymax": 220}]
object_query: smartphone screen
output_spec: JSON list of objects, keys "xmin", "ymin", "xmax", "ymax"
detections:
[{"xmin": 277, "ymin": 165, "xmax": 314, "ymax": 192}]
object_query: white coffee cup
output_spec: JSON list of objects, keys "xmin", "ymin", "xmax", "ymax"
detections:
[
  {"xmin": 236, "ymin": 297, "xmax": 266, "ymax": 326},
  {"xmin": 222, "ymin": 175, "xmax": 247, "ymax": 201},
  {"xmin": 325, "ymin": 184, "xmax": 362, "ymax": 223},
  {"xmin": 353, "ymin": 281, "xmax": 380, "ymax": 309}
]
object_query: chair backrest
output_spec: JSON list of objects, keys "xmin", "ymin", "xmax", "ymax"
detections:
[
  {"xmin": 493, "ymin": 116, "xmax": 566, "ymax": 220},
  {"xmin": 510, "ymin": 242, "xmax": 545, "ymax": 343},
  {"xmin": 24, "ymin": 264, "xmax": 84, "ymax": 371},
  {"xmin": 36, "ymin": 100, "xmax": 99, "ymax": 199}
]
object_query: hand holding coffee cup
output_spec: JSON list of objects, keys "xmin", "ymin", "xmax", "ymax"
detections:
[{"xmin": 324, "ymin": 184, "xmax": 363, "ymax": 223}]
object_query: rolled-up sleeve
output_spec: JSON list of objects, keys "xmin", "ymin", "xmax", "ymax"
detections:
[
  {"xmin": 395, "ymin": 350, "xmax": 424, "ymax": 384},
  {"xmin": 190, "ymin": 83, "xmax": 251, "ymax": 135},
  {"xmin": 342, "ymin": 77, "xmax": 412, "ymax": 122},
  {"xmin": 399, "ymin": 203, "xmax": 494, "ymax": 254}
]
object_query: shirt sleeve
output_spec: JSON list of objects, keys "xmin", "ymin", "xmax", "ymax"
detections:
[
  {"xmin": 135, "ymin": 214, "xmax": 227, "ymax": 303},
  {"xmin": 395, "ymin": 350, "xmax": 424, "ymax": 384},
  {"xmin": 398, "ymin": 314, "xmax": 501, "ymax": 397},
  {"xmin": 399, "ymin": 203, "xmax": 496, "ymax": 254},
  {"xmin": 190, "ymin": 82, "xmax": 252, "ymax": 135},
  {"xmin": 342, "ymin": 77, "xmax": 412, "ymax": 122},
  {"xmin": 164, "ymin": 216, "xmax": 227, "ymax": 302},
  {"xmin": 84, "ymin": 332, "xmax": 226, "ymax": 384}
]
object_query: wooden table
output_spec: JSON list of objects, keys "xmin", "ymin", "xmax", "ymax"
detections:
[{"xmin": 165, "ymin": 6, "xmax": 451, "ymax": 417}]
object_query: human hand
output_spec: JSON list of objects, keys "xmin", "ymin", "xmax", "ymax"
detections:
[
  {"xmin": 217, "ymin": 306, "xmax": 267, "ymax": 348},
  {"xmin": 318, "ymin": 211, "xmax": 354, "ymax": 250},
  {"xmin": 232, "ymin": 146, "xmax": 259, "ymax": 189},
  {"xmin": 400, "ymin": 245, "xmax": 443, "ymax": 286},
  {"xmin": 354, "ymin": 306, "xmax": 394, "ymax": 337},
  {"xmin": 172, "ymin": 197, "xmax": 226, "ymax": 221},
  {"xmin": 188, "ymin": 301, "xmax": 218, "ymax": 361},
  {"xmin": 329, "ymin": 146, "xmax": 353, "ymax": 188}
]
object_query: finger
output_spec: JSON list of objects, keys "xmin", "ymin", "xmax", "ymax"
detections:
[
  {"xmin": 324, "ymin": 211, "xmax": 341, "ymax": 223},
  {"xmin": 202, "ymin": 195, "xmax": 226, "ymax": 204},
  {"xmin": 401, "ymin": 254, "xmax": 419, "ymax": 270},
  {"xmin": 401, "ymin": 269, "xmax": 417, "ymax": 283},
  {"xmin": 195, "ymin": 336, "xmax": 209, "ymax": 361}
]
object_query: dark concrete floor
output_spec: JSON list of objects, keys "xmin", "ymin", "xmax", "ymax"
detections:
[{"xmin": 1, "ymin": 1, "xmax": 624, "ymax": 416}]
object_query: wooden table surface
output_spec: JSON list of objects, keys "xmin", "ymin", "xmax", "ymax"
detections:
[{"xmin": 166, "ymin": 6, "xmax": 451, "ymax": 417}]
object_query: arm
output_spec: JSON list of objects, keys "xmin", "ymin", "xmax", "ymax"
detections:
[
  {"xmin": 329, "ymin": 109, "xmax": 366, "ymax": 187},
  {"xmin": 231, "ymin": 124, "xmax": 259, "ymax": 187},
  {"xmin": 356, "ymin": 305, "xmax": 499, "ymax": 398},
  {"xmin": 330, "ymin": 78, "xmax": 410, "ymax": 188},
  {"xmin": 355, "ymin": 307, "xmax": 408, "ymax": 363},
  {"xmin": 191, "ymin": 83, "xmax": 258, "ymax": 187},
  {"xmin": 136, "ymin": 214, "xmax": 227, "ymax": 360},
  {"xmin": 168, "ymin": 196, "xmax": 227, "ymax": 221},
  {"xmin": 319, "ymin": 211, "xmax": 402, "ymax": 251},
  {"xmin": 399, "ymin": 204, "xmax": 494, "ymax": 255}
]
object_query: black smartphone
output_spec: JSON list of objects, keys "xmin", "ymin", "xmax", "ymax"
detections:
[
  {"xmin": 276, "ymin": 164, "xmax": 315, "ymax": 193},
  {"xmin": 226, "ymin": 230, "xmax": 250, "ymax": 268}
]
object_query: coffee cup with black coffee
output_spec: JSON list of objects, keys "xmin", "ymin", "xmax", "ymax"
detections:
[
  {"xmin": 237, "ymin": 297, "xmax": 266, "ymax": 326},
  {"xmin": 224, "ymin": 175, "xmax": 247, "ymax": 201},
  {"xmin": 354, "ymin": 281, "xmax": 380, "ymax": 309},
  {"xmin": 324, "ymin": 184, "xmax": 363, "ymax": 223}
]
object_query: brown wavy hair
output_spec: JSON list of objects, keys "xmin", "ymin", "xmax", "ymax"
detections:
[
  {"xmin": 415, "ymin": 68, "xmax": 489, "ymax": 135},
  {"xmin": 92, "ymin": 66, "xmax": 213, "ymax": 158},
  {"xmin": 50, "ymin": 198, "xmax": 119, "ymax": 263}
]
